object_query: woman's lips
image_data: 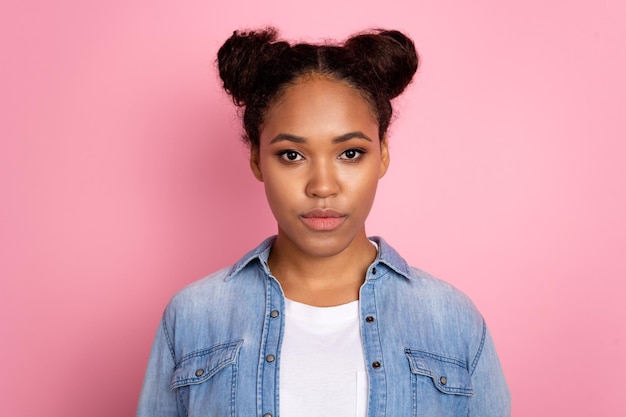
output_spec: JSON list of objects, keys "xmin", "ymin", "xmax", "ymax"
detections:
[{"xmin": 300, "ymin": 209, "xmax": 346, "ymax": 231}]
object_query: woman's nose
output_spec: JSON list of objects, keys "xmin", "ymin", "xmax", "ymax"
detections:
[{"xmin": 305, "ymin": 160, "xmax": 339, "ymax": 198}]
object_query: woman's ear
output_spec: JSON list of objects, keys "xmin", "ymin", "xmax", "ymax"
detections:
[
  {"xmin": 249, "ymin": 146, "xmax": 264, "ymax": 182},
  {"xmin": 379, "ymin": 137, "xmax": 390, "ymax": 178}
]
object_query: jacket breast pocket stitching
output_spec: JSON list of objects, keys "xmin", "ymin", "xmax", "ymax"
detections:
[
  {"xmin": 404, "ymin": 348, "xmax": 473, "ymax": 396},
  {"xmin": 170, "ymin": 340, "xmax": 243, "ymax": 390}
]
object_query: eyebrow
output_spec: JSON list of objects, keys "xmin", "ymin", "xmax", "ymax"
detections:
[{"xmin": 269, "ymin": 131, "xmax": 373, "ymax": 144}]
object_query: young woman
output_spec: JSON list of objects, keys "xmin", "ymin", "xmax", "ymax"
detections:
[{"xmin": 137, "ymin": 27, "xmax": 511, "ymax": 417}]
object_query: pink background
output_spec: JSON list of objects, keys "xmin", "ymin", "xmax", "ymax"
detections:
[{"xmin": 1, "ymin": 0, "xmax": 624, "ymax": 415}]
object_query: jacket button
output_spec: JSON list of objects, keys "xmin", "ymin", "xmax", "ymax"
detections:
[
  {"xmin": 195, "ymin": 369, "xmax": 205, "ymax": 377},
  {"xmin": 266, "ymin": 354, "xmax": 275, "ymax": 363},
  {"xmin": 365, "ymin": 316, "xmax": 374, "ymax": 323},
  {"xmin": 372, "ymin": 361, "xmax": 381, "ymax": 369},
  {"xmin": 372, "ymin": 267, "xmax": 377, "ymax": 275},
  {"xmin": 270, "ymin": 310, "xmax": 279, "ymax": 318},
  {"xmin": 263, "ymin": 414, "xmax": 272, "ymax": 417},
  {"xmin": 440, "ymin": 376, "xmax": 447, "ymax": 385}
]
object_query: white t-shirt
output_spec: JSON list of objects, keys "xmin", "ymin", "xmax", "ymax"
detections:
[{"xmin": 279, "ymin": 298, "xmax": 368, "ymax": 417}]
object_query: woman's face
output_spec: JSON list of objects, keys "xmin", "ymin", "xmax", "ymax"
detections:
[{"xmin": 251, "ymin": 75, "xmax": 389, "ymax": 258}]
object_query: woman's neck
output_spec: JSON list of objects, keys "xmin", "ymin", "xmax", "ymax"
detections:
[{"xmin": 267, "ymin": 232, "xmax": 377, "ymax": 306}]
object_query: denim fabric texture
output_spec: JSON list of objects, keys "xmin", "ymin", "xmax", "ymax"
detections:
[{"xmin": 137, "ymin": 236, "xmax": 511, "ymax": 417}]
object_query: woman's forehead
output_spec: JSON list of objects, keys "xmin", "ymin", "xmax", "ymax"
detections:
[{"xmin": 260, "ymin": 76, "xmax": 379, "ymax": 143}]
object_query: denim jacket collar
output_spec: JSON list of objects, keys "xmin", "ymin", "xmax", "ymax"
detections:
[{"xmin": 226, "ymin": 235, "xmax": 412, "ymax": 281}]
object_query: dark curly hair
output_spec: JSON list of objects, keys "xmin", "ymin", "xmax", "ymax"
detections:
[{"xmin": 217, "ymin": 27, "xmax": 419, "ymax": 148}]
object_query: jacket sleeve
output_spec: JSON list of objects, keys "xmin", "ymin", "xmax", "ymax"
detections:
[
  {"xmin": 468, "ymin": 321, "xmax": 512, "ymax": 416},
  {"xmin": 136, "ymin": 314, "xmax": 180, "ymax": 417}
]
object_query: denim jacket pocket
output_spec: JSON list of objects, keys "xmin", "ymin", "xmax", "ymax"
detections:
[
  {"xmin": 405, "ymin": 349, "xmax": 472, "ymax": 416},
  {"xmin": 171, "ymin": 340, "xmax": 243, "ymax": 389},
  {"xmin": 171, "ymin": 340, "xmax": 243, "ymax": 416}
]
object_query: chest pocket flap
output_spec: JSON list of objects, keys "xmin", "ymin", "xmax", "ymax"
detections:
[
  {"xmin": 171, "ymin": 340, "xmax": 243, "ymax": 390},
  {"xmin": 404, "ymin": 349, "xmax": 473, "ymax": 396}
]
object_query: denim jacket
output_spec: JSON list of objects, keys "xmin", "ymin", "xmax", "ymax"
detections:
[{"xmin": 137, "ymin": 236, "xmax": 511, "ymax": 417}]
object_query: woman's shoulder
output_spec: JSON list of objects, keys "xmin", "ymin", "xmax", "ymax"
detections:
[
  {"xmin": 375, "ymin": 236, "xmax": 483, "ymax": 319},
  {"xmin": 165, "ymin": 238, "xmax": 275, "ymax": 315},
  {"xmin": 174, "ymin": 264, "xmax": 233, "ymax": 296},
  {"xmin": 166, "ymin": 265, "xmax": 237, "ymax": 312},
  {"xmin": 409, "ymin": 266, "xmax": 477, "ymax": 304}
]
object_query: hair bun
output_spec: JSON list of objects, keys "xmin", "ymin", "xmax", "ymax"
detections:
[
  {"xmin": 217, "ymin": 28, "xmax": 288, "ymax": 106},
  {"xmin": 344, "ymin": 29, "xmax": 419, "ymax": 100}
]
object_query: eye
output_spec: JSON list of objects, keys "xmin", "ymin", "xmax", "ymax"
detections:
[
  {"xmin": 278, "ymin": 150, "xmax": 304, "ymax": 162},
  {"xmin": 338, "ymin": 148, "xmax": 365, "ymax": 160}
]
